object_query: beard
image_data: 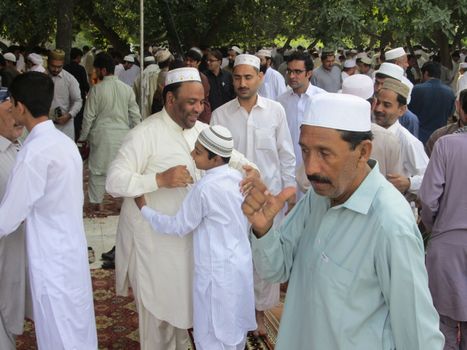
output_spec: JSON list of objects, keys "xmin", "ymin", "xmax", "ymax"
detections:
[{"xmin": 260, "ymin": 64, "xmax": 267, "ymax": 74}]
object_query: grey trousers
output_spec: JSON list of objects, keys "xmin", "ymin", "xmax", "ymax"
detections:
[{"xmin": 440, "ymin": 314, "xmax": 467, "ymax": 350}]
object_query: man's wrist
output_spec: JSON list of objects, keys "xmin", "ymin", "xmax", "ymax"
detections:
[{"xmin": 252, "ymin": 225, "xmax": 273, "ymax": 238}]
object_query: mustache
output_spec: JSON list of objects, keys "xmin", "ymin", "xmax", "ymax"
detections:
[{"xmin": 307, "ymin": 174, "xmax": 331, "ymax": 184}]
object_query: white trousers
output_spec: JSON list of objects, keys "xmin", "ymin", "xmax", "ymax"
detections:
[
  {"xmin": 0, "ymin": 313, "xmax": 15, "ymax": 350},
  {"xmin": 196, "ymin": 331, "xmax": 247, "ymax": 350},
  {"xmin": 88, "ymin": 174, "xmax": 106, "ymax": 204},
  {"xmin": 253, "ymin": 266, "xmax": 279, "ymax": 311}
]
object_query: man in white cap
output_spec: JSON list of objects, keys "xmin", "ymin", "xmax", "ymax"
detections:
[
  {"xmin": 256, "ymin": 49, "xmax": 287, "ymax": 100},
  {"xmin": 241, "ymin": 92, "xmax": 444, "ymax": 350},
  {"xmin": 133, "ymin": 55, "xmax": 160, "ymax": 119},
  {"xmin": 211, "ymin": 53, "xmax": 296, "ymax": 336},
  {"xmin": 0, "ymin": 88, "xmax": 31, "ymax": 350},
  {"xmin": 0, "ymin": 53, "xmax": 19, "ymax": 88},
  {"xmin": 385, "ymin": 47, "xmax": 409, "ymax": 70},
  {"xmin": 119, "ymin": 54, "xmax": 141, "ymax": 87},
  {"xmin": 341, "ymin": 59, "xmax": 357, "ymax": 80},
  {"xmin": 374, "ymin": 62, "xmax": 420, "ymax": 138},
  {"xmin": 277, "ymin": 51, "xmax": 326, "ymax": 180},
  {"xmin": 311, "ymin": 50, "xmax": 342, "ymax": 92},
  {"xmin": 374, "ymin": 78, "xmax": 428, "ymax": 195},
  {"xmin": 134, "ymin": 125, "xmax": 256, "ymax": 350},
  {"xmin": 47, "ymin": 49, "xmax": 83, "ymax": 140},
  {"xmin": 26, "ymin": 53, "xmax": 46, "ymax": 73},
  {"xmin": 457, "ymin": 62, "xmax": 467, "ymax": 94},
  {"xmin": 78, "ymin": 52, "xmax": 141, "ymax": 215},
  {"xmin": 225, "ymin": 45, "xmax": 242, "ymax": 72},
  {"xmin": 357, "ymin": 55, "xmax": 373, "ymax": 77},
  {"xmin": 106, "ymin": 67, "xmax": 257, "ymax": 350}
]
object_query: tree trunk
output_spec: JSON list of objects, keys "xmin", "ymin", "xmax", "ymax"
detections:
[
  {"xmin": 56, "ymin": 0, "xmax": 74, "ymax": 63},
  {"xmin": 433, "ymin": 29, "xmax": 452, "ymax": 70}
]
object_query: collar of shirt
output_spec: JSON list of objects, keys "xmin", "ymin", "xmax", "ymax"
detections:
[
  {"xmin": 0, "ymin": 135, "xmax": 12, "ymax": 153},
  {"xmin": 387, "ymin": 119, "xmax": 401, "ymax": 134},
  {"xmin": 332, "ymin": 159, "xmax": 382, "ymax": 215},
  {"xmin": 103, "ymin": 75, "xmax": 118, "ymax": 82},
  {"xmin": 205, "ymin": 163, "xmax": 229, "ymax": 175},
  {"xmin": 233, "ymin": 94, "xmax": 267, "ymax": 111},
  {"xmin": 161, "ymin": 107, "xmax": 185, "ymax": 132},
  {"xmin": 23, "ymin": 120, "xmax": 55, "ymax": 147}
]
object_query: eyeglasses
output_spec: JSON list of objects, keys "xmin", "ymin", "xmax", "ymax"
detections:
[{"xmin": 286, "ymin": 69, "xmax": 306, "ymax": 75}]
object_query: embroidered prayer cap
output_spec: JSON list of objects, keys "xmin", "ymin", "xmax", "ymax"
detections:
[
  {"xmin": 375, "ymin": 62, "xmax": 404, "ymax": 81},
  {"xmin": 256, "ymin": 49, "xmax": 272, "ymax": 58},
  {"xmin": 360, "ymin": 56, "xmax": 372, "ymax": 65},
  {"xmin": 230, "ymin": 46, "xmax": 243, "ymax": 55},
  {"xmin": 27, "ymin": 53, "xmax": 43, "ymax": 65},
  {"xmin": 197, "ymin": 125, "xmax": 234, "ymax": 158},
  {"xmin": 144, "ymin": 55, "xmax": 155, "ymax": 63},
  {"xmin": 155, "ymin": 49, "xmax": 172, "ymax": 63},
  {"xmin": 341, "ymin": 74, "xmax": 374, "ymax": 100},
  {"xmin": 343, "ymin": 59, "xmax": 357, "ymax": 68},
  {"xmin": 302, "ymin": 93, "xmax": 371, "ymax": 132},
  {"xmin": 234, "ymin": 54, "xmax": 260, "ymax": 70},
  {"xmin": 3, "ymin": 52, "xmax": 16, "ymax": 63},
  {"xmin": 381, "ymin": 78, "xmax": 410, "ymax": 100},
  {"xmin": 123, "ymin": 55, "xmax": 135, "ymax": 63},
  {"xmin": 165, "ymin": 67, "xmax": 201, "ymax": 86},
  {"xmin": 49, "ymin": 49, "xmax": 65, "ymax": 61},
  {"xmin": 385, "ymin": 47, "xmax": 406, "ymax": 60}
]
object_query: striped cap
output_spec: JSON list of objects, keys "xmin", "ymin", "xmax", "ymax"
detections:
[{"xmin": 198, "ymin": 125, "xmax": 234, "ymax": 158}]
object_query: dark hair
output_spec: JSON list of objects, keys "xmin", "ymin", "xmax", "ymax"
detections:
[
  {"xmin": 93, "ymin": 52, "xmax": 115, "ymax": 74},
  {"xmin": 286, "ymin": 51, "xmax": 314, "ymax": 71},
  {"xmin": 162, "ymin": 82, "xmax": 182, "ymax": 104},
  {"xmin": 10, "ymin": 72, "xmax": 54, "ymax": 118},
  {"xmin": 70, "ymin": 47, "xmax": 83, "ymax": 60},
  {"xmin": 321, "ymin": 51, "xmax": 335, "ymax": 60},
  {"xmin": 206, "ymin": 148, "xmax": 230, "ymax": 164},
  {"xmin": 0, "ymin": 54, "xmax": 5, "ymax": 67},
  {"xmin": 158, "ymin": 58, "xmax": 171, "ymax": 70},
  {"xmin": 421, "ymin": 61, "xmax": 441, "ymax": 79},
  {"xmin": 396, "ymin": 94, "xmax": 407, "ymax": 107},
  {"xmin": 338, "ymin": 130, "xmax": 373, "ymax": 150},
  {"xmin": 207, "ymin": 49, "xmax": 223, "ymax": 61},
  {"xmin": 460, "ymin": 89, "xmax": 467, "ymax": 114},
  {"xmin": 185, "ymin": 49, "xmax": 202, "ymax": 62}
]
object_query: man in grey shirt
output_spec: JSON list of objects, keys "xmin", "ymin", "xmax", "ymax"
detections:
[{"xmin": 311, "ymin": 50, "xmax": 342, "ymax": 92}]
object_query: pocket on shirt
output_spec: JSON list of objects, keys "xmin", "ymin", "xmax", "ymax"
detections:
[{"xmin": 254, "ymin": 128, "xmax": 276, "ymax": 150}]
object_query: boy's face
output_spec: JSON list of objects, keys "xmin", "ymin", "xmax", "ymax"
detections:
[{"xmin": 191, "ymin": 141, "xmax": 217, "ymax": 170}]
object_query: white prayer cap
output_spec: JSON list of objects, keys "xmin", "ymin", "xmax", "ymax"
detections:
[
  {"xmin": 349, "ymin": 49, "xmax": 358, "ymax": 54},
  {"xmin": 234, "ymin": 54, "xmax": 260, "ymax": 70},
  {"xmin": 198, "ymin": 125, "xmax": 234, "ymax": 158},
  {"xmin": 414, "ymin": 49, "xmax": 424, "ymax": 56},
  {"xmin": 356, "ymin": 52, "xmax": 367, "ymax": 59},
  {"xmin": 375, "ymin": 62, "xmax": 404, "ymax": 81},
  {"xmin": 144, "ymin": 56, "xmax": 155, "ymax": 63},
  {"xmin": 230, "ymin": 46, "xmax": 243, "ymax": 55},
  {"xmin": 123, "ymin": 55, "xmax": 135, "ymax": 63},
  {"xmin": 302, "ymin": 93, "xmax": 371, "ymax": 132},
  {"xmin": 165, "ymin": 67, "xmax": 201, "ymax": 86},
  {"xmin": 27, "ymin": 53, "xmax": 43, "ymax": 65},
  {"xmin": 341, "ymin": 74, "xmax": 374, "ymax": 100},
  {"xmin": 256, "ymin": 49, "xmax": 272, "ymax": 58},
  {"xmin": 3, "ymin": 52, "xmax": 16, "ymax": 63},
  {"xmin": 385, "ymin": 47, "xmax": 406, "ymax": 60},
  {"xmin": 155, "ymin": 49, "xmax": 172, "ymax": 63},
  {"xmin": 343, "ymin": 59, "xmax": 356, "ymax": 68},
  {"xmin": 360, "ymin": 56, "xmax": 372, "ymax": 65},
  {"xmin": 460, "ymin": 62, "xmax": 467, "ymax": 69}
]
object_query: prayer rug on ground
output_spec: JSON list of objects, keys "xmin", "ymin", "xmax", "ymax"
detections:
[{"xmin": 16, "ymin": 269, "xmax": 272, "ymax": 349}]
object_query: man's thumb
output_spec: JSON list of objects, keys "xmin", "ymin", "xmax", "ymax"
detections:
[{"xmin": 276, "ymin": 187, "xmax": 296, "ymax": 203}]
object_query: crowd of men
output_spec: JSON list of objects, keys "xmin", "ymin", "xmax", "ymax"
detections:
[{"xmin": 0, "ymin": 40, "xmax": 466, "ymax": 350}]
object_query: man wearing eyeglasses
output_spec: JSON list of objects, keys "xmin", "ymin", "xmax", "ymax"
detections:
[
  {"xmin": 204, "ymin": 49, "xmax": 235, "ymax": 111},
  {"xmin": 277, "ymin": 51, "xmax": 327, "ymax": 177}
]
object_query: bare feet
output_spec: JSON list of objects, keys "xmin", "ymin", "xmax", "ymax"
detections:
[{"xmin": 253, "ymin": 310, "xmax": 267, "ymax": 337}]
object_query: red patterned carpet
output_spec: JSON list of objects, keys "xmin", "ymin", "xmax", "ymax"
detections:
[{"xmin": 16, "ymin": 269, "xmax": 274, "ymax": 349}]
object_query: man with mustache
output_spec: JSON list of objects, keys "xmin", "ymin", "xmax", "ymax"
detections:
[
  {"xmin": 242, "ymin": 93, "xmax": 444, "ymax": 349},
  {"xmin": 211, "ymin": 53, "xmax": 296, "ymax": 337}
]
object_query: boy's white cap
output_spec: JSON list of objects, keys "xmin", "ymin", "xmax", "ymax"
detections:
[
  {"xmin": 343, "ymin": 59, "xmax": 356, "ymax": 68},
  {"xmin": 385, "ymin": 47, "xmax": 406, "ymax": 60},
  {"xmin": 198, "ymin": 125, "xmax": 234, "ymax": 157},
  {"xmin": 375, "ymin": 62, "xmax": 404, "ymax": 80},
  {"xmin": 302, "ymin": 93, "xmax": 371, "ymax": 132},
  {"xmin": 165, "ymin": 67, "xmax": 201, "ymax": 86},
  {"xmin": 3, "ymin": 52, "xmax": 16, "ymax": 63},
  {"xmin": 342, "ymin": 74, "xmax": 374, "ymax": 100},
  {"xmin": 234, "ymin": 54, "xmax": 260, "ymax": 70}
]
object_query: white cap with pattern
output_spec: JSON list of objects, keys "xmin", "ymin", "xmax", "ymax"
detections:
[
  {"xmin": 234, "ymin": 54, "xmax": 260, "ymax": 70},
  {"xmin": 198, "ymin": 125, "xmax": 234, "ymax": 157},
  {"xmin": 165, "ymin": 67, "xmax": 201, "ymax": 86}
]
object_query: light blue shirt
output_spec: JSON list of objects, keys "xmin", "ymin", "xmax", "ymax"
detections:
[{"xmin": 251, "ymin": 161, "xmax": 444, "ymax": 350}]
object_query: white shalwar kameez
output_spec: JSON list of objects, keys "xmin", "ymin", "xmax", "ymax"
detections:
[
  {"xmin": 0, "ymin": 121, "xmax": 97, "ymax": 350},
  {"xmin": 140, "ymin": 164, "xmax": 256, "ymax": 350},
  {"xmin": 106, "ymin": 108, "xmax": 256, "ymax": 350},
  {"xmin": 211, "ymin": 95, "xmax": 296, "ymax": 311},
  {"xmin": 258, "ymin": 67, "xmax": 287, "ymax": 101}
]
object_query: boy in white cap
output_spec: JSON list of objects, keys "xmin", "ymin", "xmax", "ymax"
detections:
[
  {"xmin": 241, "ymin": 93, "xmax": 444, "ymax": 350},
  {"xmin": 134, "ymin": 125, "xmax": 256, "ymax": 350}
]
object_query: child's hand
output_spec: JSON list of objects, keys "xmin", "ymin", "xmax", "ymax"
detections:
[{"xmin": 134, "ymin": 195, "xmax": 147, "ymax": 210}]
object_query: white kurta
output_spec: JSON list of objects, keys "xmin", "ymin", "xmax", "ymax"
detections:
[
  {"xmin": 0, "ymin": 121, "xmax": 97, "ymax": 350},
  {"xmin": 141, "ymin": 164, "xmax": 256, "ymax": 346},
  {"xmin": 0, "ymin": 136, "xmax": 28, "ymax": 341},
  {"xmin": 50, "ymin": 69, "xmax": 82, "ymax": 139},
  {"xmin": 119, "ymin": 65, "xmax": 141, "ymax": 87},
  {"xmin": 133, "ymin": 64, "xmax": 160, "ymax": 119},
  {"xmin": 105, "ymin": 109, "xmax": 256, "ymax": 329},
  {"xmin": 387, "ymin": 120, "xmax": 428, "ymax": 194},
  {"xmin": 258, "ymin": 67, "xmax": 287, "ymax": 101},
  {"xmin": 277, "ymin": 84, "xmax": 327, "ymax": 170}
]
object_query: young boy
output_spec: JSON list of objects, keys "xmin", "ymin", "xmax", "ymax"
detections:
[{"xmin": 135, "ymin": 125, "xmax": 256, "ymax": 350}]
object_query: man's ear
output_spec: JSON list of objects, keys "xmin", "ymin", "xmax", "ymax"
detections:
[{"xmin": 357, "ymin": 140, "xmax": 372, "ymax": 164}]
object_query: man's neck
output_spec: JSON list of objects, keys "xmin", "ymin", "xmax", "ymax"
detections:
[
  {"xmin": 238, "ymin": 94, "xmax": 258, "ymax": 114},
  {"xmin": 211, "ymin": 67, "xmax": 221, "ymax": 76},
  {"xmin": 293, "ymin": 82, "xmax": 310, "ymax": 96},
  {"xmin": 26, "ymin": 116, "xmax": 49, "ymax": 132}
]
